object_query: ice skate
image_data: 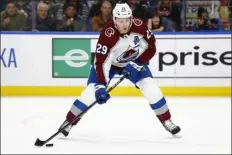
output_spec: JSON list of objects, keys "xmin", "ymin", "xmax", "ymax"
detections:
[
  {"xmin": 58, "ymin": 120, "xmax": 73, "ymax": 137},
  {"xmin": 162, "ymin": 119, "xmax": 181, "ymax": 135}
]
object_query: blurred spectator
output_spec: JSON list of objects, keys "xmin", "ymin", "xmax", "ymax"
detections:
[
  {"xmin": 218, "ymin": 0, "xmax": 230, "ymax": 30},
  {"xmin": 157, "ymin": 0, "xmax": 171, "ymax": 17},
  {"xmin": 196, "ymin": 7, "xmax": 211, "ymax": 30},
  {"xmin": 139, "ymin": 0, "xmax": 149, "ymax": 8},
  {"xmin": 40, "ymin": 0, "xmax": 62, "ymax": 20},
  {"xmin": 148, "ymin": 13, "xmax": 164, "ymax": 32},
  {"xmin": 1, "ymin": 0, "xmax": 230, "ymax": 32},
  {"xmin": 195, "ymin": 7, "xmax": 219, "ymax": 31},
  {"xmin": 210, "ymin": 18, "xmax": 219, "ymax": 30},
  {"xmin": 122, "ymin": 0, "xmax": 153, "ymax": 22},
  {"xmin": 17, "ymin": 0, "xmax": 31, "ymax": 17},
  {"xmin": 0, "ymin": 1, "xmax": 26, "ymax": 31},
  {"xmin": 87, "ymin": 0, "xmax": 114, "ymax": 31},
  {"xmin": 17, "ymin": 0, "xmax": 37, "ymax": 17},
  {"xmin": 57, "ymin": 0, "xmax": 90, "ymax": 21},
  {"xmin": 91, "ymin": 0, "xmax": 112, "ymax": 32},
  {"xmin": 85, "ymin": 0, "xmax": 95, "ymax": 10},
  {"xmin": 170, "ymin": 0, "xmax": 182, "ymax": 31},
  {"xmin": 88, "ymin": 0, "xmax": 114, "ymax": 18},
  {"xmin": 146, "ymin": 0, "xmax": 159, "ymax": 10},
  {"xmin": 22, "ymin": 2, "xmax": 56, "ymax": 31},
  {"xmin": 157, "ymin": 0, "xmax": 174, "ymax": 31},
  {"xmin": 56, "ymin": 3, "xmax": 85, "ymax": 31}
]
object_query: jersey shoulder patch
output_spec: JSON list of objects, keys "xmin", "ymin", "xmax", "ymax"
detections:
[
  {"xmin": 133, "ymin": 18, "xmax": 143, "ymax": 27},
  {"xmin": 105, "ymin": 27, "xmax": 115, "ymax": 37},
  {"xmin": 99, "ymin": 21, "xmax": 119, "ymax": 47},
  {"xmin": 131, "ymin": 18, "xmax": 147, "ymax": 36}
]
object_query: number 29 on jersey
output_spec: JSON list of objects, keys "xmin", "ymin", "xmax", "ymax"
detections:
[{"xmin": 96, "ymin": 43, "xmax": 108, "ymax": 55}]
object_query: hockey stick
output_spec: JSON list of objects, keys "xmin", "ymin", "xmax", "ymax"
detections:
[{"xmin": 34, "ymin": 72, "xmax": 130, "ymax": 147}]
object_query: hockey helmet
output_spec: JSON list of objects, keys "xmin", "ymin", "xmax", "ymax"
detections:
[{"xmin": 113, "ymin": 3, "xmax": 132, "ymax": 20}]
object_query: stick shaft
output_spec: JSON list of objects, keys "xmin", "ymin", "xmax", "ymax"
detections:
[{"xmin": 38, "ymin": 73, "xmax": 129, "ymax": 145}]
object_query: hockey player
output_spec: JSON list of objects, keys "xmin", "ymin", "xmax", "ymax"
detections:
[{"xmin": 58, "ymin": 3, "xmax": 181, "ymax": 137}]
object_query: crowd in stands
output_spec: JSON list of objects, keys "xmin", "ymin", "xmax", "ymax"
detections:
[{"xmin": 0, "ymin": 0, "xmax": 231, "ymax": 32}]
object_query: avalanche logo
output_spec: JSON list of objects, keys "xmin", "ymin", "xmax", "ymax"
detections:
[
  {"xmin": 133, "ymin": 18, "xmax": 142, "ymax": 26},
  {"xmin": 116, "ymin": 46, "xmax": 139, "ymax": 63},
  {"xmin": 105, "ymin": 27, "xmax": 115, "ymax": 37}
]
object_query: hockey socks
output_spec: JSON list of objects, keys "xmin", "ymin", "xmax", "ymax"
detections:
[
  {"xmin": 150, "ymin": 97, "xmax": 171, "ymax": 122},
  {"xmin": 66, "ymin": 99, "xmax": 88, "ymax": 125}
]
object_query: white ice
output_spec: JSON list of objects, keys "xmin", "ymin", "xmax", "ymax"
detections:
[{"xmin": 1, "ymin": 97, "xmax": 231, "ymax": 154}]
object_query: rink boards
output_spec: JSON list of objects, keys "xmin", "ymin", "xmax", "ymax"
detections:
[{"xmin": 1, "ymin": 32, "xmax": 231, "ymax": 96}]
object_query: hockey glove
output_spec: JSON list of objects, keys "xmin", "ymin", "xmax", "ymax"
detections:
[
  {"xmin": 94, "ymin": 84, "xmax": 110, "ymax": 104},
  {"xmin": 122, "ymin": 61, "xmax": 145, "ymax": 79}
]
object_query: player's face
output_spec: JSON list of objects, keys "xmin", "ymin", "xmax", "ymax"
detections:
[{"xmin": 114, "ymin": 18, "xmax": 131, "ymax": 34}]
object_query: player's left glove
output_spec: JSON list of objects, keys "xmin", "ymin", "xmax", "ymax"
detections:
[
  {"xmin": 94, "ymin": 84, "xmax": 110, "ymax": 104},
  {"xmin": 122, "ymin": 61, "xmax": 145, "ymax": 79}
]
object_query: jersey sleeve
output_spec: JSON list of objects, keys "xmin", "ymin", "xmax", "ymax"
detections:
[
  {"xmin": 94, "ymin": 25, "xmax": 117, "ymax": 85},
  {"xmin": 137, "ymin": 24, "xmax": 156, "ymax": 64}
]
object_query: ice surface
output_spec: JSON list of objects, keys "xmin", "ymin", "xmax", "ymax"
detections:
[{"xmin": 1, "ymin": 97, "xmax": 231, "ymax": 154}]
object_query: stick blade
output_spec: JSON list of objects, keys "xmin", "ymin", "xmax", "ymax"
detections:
[{"xmin": 34, "ymin": 138, "xmax": 45, "ymax": 146}]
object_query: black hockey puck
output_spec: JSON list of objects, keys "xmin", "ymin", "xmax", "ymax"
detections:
[{"xmin": 46, "ymin": 144, "xmax": 54, "ymax": 147}]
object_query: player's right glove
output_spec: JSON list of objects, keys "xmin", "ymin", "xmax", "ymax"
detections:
[
  {"xmin": 122, "ymin": 61, "xmax": 145, "ymax": 77},
  {"xmin": 94, "ymin": 84, "xmax": 110, "ymax": 104}
]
